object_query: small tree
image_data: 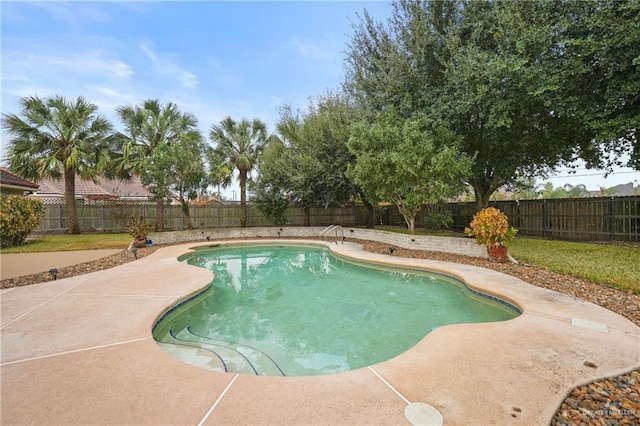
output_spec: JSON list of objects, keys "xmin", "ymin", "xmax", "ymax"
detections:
[
  {"xmin": 144, "ymin": 131, "xmax": 206, "ymax": 229},
  {"xmin": 0, "ymin": 195, "xmax": 45, "ymax": 248},
  {"xmin": 251, "ymin": 183, "xmax": 289, "ymax": 226},
  {"xmin": 348, "ymin": 110, "xmax": 473, "ymax": 234}
]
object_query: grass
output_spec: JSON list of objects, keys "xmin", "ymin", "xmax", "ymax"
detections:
[
  {"xmin": 0, "ymin": 233, "xmax": 132, "ymax": 253},
  {"xmin": 509, "ymin": 237, "xmax": 639, "ymax": 294},
  {"xmin": 1, "ymin": 230, "xmax": 637, "ymax": 294},
  {"xmin": 362, "ymin": 225, "xmax": 639, "ymax": 294}
]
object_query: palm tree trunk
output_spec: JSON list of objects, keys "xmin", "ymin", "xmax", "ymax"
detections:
[
  {"xmin": 64, "ymin": 170, "xmax": 81, "ymax": 234},
  {"xmin": 182, "ymin": 202, "xmax": 193, "ymax": 229},
  {"xmin": 239, "ymin": 169, "xmax": 247, "ymax": 228}
]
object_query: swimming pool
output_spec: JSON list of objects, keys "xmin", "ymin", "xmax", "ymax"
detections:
[{"xmin": 153, "ymin": 244, "xmax": 520, "ymax": 376}]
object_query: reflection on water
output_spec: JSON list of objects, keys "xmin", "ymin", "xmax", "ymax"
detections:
[{"xmin": 154, "ymin": 245, "xmax": 519, "ymax": 376}]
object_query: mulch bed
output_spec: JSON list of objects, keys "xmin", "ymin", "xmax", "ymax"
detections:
[{"xmin": 1, "ymin": 237, "xmax": 638, "ymax": 424}]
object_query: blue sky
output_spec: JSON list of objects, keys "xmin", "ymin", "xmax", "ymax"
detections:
[
  {"xmin": 1, "ymin": 1, "xmax": 392, "ymax": 133},
  {"xmin": 1, "ymin": 0, "xmax": 637, "ymax": 195}
]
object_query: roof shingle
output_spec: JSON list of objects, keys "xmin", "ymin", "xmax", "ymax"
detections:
[{"xmin": 0, "ymin": 168, "xmax": 39, "ymax": 190}]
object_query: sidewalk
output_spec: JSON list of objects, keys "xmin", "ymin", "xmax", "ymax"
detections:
[{"xmin": 0, "ymin": 249, "xmax": 122, "ymax": 280}]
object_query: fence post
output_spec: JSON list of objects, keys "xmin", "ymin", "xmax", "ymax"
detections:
[
  {"xmin": 610, "ymin": 196, "xmax": 616, "ymax": 240},
  {"xmin": 542, "ymin": 199, "xmax": 548, "ymax": 237}
]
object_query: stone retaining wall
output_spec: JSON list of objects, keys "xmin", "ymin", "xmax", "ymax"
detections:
[{"xmin": 149, "ymin": 226, "xmax": 488, "ymax": 258}]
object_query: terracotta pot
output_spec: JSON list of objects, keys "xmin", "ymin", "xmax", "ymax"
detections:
[{"xmin": 487, "ymin": 246, "xmax": 508, "ymax": 263}]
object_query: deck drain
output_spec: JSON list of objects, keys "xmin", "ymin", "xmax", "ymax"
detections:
[{"xmin": 405, "ymin": 402, "xmax": 443, "ymax": 426}]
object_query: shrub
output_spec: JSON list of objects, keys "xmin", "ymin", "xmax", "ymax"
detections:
[
  {"xmin": 127, "ymin": 214, "xmax": 152, "ymax": 240},
  {"xmin": 0, "ymin": 195, "xmax": 45, "ymax": 248},
  {"xmin": 424, "ymin": 204, "xmax": 453, "ymax": 230},
  {"xmin": 464, "ymin": 207, "xmax": 518, "ymax": 248},
  {"xmin": 252, "ymin": 186, "xmax": 289, "ymax": 226}
]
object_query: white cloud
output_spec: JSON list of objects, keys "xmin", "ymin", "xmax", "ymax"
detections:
[
  {"xmin": 1, "ymin": 44, "xmax": 137, "ymax": 128},
  {"xmin": 289, "ymin": 37, "xmax": 333, "ymax": 60},
  {"xmin": 2, "ymin": 48, "xmax": 133, "ymax": 83},
  {"xmin": 29, "ymin": 2, "xmax": 113, "ymax": 34},
  {"xmin": 139, "ymin": 42, "xmax": 199, "ymax": 89},
  {"xmin": 140, "ymin": 42, "xmax": 157, "ymax": 62}
]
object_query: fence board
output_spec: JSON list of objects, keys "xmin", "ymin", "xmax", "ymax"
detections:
[{"xmin": 32, "ymin": 197, "xmax": 639, "ymax": 241}]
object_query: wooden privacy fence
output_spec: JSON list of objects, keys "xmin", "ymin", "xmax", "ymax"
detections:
[
  {"xmin": 33, "ymin": 201, "xmax": 367, "ymax": 234},
  {"xmin": 374, "ymin": 196, "xmax": 640, "ymax": 242},
  {"xmin": 448, "ymin": 196, "xmax": 640, "ymax": 242},
  {"xmin": 34, "ymin": 196, "xmax": 639, "ymax": 242}
]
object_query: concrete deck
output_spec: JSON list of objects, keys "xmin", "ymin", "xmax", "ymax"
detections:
[
  {"xmin": 1, "ymin": 249, "xmax": 122, "ymax": 280},
  {"xmin": 1, "ymin": 240, "xmax": 638, "ymax": 425}
]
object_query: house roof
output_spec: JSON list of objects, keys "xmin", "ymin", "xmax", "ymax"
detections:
[
  {"xmin": 607, "ymin": 182, "xmax": 639, "ymax": 197},
  {"xmin": 0, "ymin": 168, "xmax": 39, "ymax": 190},
  {"xmin": 33, "ymin": 176, "xmax": 152, "ymax": 199},
  {"xmin": 98, "ymin": 178, "xmax": 153, "ymax": 198},
  {"xmin": 35, "ymin": 177, "xmax": 111, "ymax": 197}
]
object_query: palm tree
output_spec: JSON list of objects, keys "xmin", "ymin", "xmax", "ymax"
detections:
[
  {"xmin": 1, "ymin": 95, "xmax": 114, "ymax": 234},
  {"xmin": 116, "ymin": 99, "xmax": 198, "ymax": 231},
  {"xmin": 209, "ymin": 117, "xmax": 269, "ymax": 227},
  {"xmin": 564, "ymin": 183, "xmax": 589, "ymax": 198}
]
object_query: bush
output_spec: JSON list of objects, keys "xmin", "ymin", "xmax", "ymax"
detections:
[
  {"xmin": 424, "ymin": 204, "xmax": 453, "ymax": 230},
  {"xmin": 464, "ymin": 207, "xmax": 518, "ymax": 248},
  {"xmin": 252, "ymin": 185, "xmax": 289, "ymax": 226},
  {"xmin": 1, "ymin": 195, "xmax": 45, "ymax": 248},
  {"xmin": 127, "ymin": 214, "xmax": 153, "ymax": 240}
]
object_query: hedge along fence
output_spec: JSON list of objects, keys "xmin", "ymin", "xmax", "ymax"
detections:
[{"xmin": 33, "ymin": 196, "xmax": 639, "ymax": 242}]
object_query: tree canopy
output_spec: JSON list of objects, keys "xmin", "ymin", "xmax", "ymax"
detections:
[
  {"xmin": 116, "ymin": 99, "xmax": 199, "ymax": 231},
  {"xmin": 144, "ymin": 131, "xmax": 207, "ymax": 229},
  {"xmin": 1, "ymin": 95, "xmax": 114, "ymax": 234},
  {"xmin": 348, "ymin": 109, "xmax": 472, "ymax": 233},
  {"xmin": 345, "ymin": 0, "xmax": 639, "ymax": 209},
  {"xmin": 210, "ymin": 116, "xmax": 270, "ymax": 227}
]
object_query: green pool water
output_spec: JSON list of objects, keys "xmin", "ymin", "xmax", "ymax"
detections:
[{"xmin": 153, "ymin": 244, "xmax": 519, "ymax": 376}]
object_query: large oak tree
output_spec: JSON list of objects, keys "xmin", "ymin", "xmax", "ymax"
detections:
[{"xmin": 345, "ymin": 0, "xmax": 639, "ymax": 209}]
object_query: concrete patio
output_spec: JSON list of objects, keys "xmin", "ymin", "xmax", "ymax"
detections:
[{"xmin": 1, "ymin": 240, "xmax": 638, "ymax": 425}]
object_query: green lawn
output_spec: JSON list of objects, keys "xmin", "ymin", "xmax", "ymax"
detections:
[
  {"xmin": 509, "ymin": 237, "xmax": 639, "ymax": 294},
  {"xmin": 0, "ymin": 233, "xmax": 132, "ymax": 253},
  {"xmin": 377, "ymin": 225, "xmax": 638, "ymax": 294}
]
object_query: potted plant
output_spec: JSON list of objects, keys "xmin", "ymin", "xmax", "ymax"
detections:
[
  {"xmin": 464, "ymin": 207, "xmax": 518, "ymax": 262},
  {"xmin": 127, "ymin": 214, "xmax": 152, "ymax": 248}
]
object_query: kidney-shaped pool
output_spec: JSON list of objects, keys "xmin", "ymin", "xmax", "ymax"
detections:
[{"xmin": 153, "ymin": 244, "xmax": 520, "ymax": 376}]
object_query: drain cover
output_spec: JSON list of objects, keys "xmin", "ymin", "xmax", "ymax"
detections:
[
  {"xmin": 405, "ymin": 402, "xmax": 443, "ymax": 426},
  {"xmin": 571, "ymin": 318, "xmax": 608, "ymax": 333}
]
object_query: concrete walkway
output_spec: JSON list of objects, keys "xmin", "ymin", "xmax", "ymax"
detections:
[
  {"xmin": 1, "ymin": 240, "xmax": 638, "ymax": 425},
  {"xmin": 0, "ymin": 249, "xmax": 122, "ymax": 280}
]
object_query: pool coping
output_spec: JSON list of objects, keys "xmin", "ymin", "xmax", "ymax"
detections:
[{"xmin": 1, "ymin": 239, "xmax": 639, "ymax": 425}]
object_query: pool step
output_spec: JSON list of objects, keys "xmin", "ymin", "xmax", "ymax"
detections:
[{"xmin": 160, "ymin": 328, "xmax": 285, "ymax": 376}]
